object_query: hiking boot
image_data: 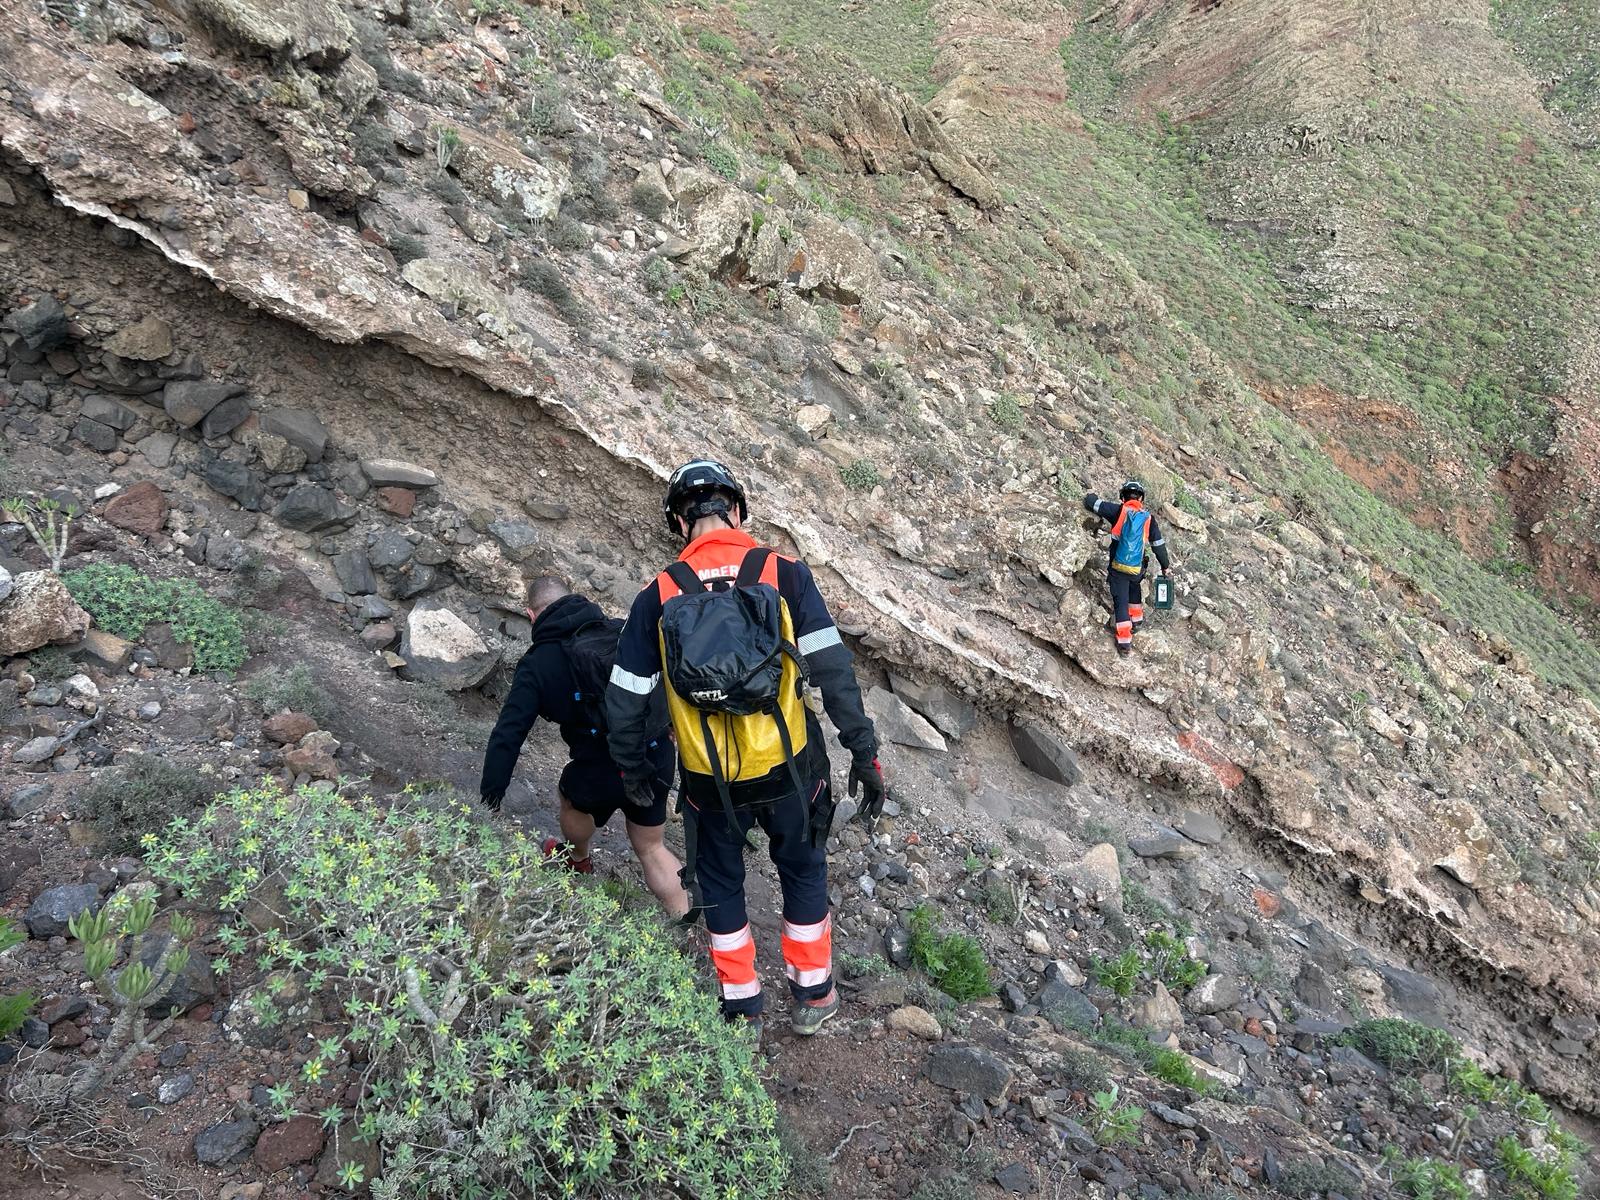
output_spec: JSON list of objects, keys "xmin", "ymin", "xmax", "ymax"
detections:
[
  {"xmin": 1116, "ymin": 644, "xmax": 1132, "ymax": 659},
  {"xmin": 725, "ymin": 1011, "xmax": 764, "ymax": 1043},
  {"xmin": 791, "ymin": 989, "xmax": 840, "ymax": 1037},
  {"xmin": 542, "ymin": 837, "xmax": 595, "ymax": 874}
]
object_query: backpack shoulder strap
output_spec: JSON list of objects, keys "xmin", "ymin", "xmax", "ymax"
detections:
[
  {"xmin": 735, "ymin": 546, "xmax": 773, "ymax": 588},
  {"xmin": 665, "ymin": 561, "xmax": 705, "ymax": 595}
]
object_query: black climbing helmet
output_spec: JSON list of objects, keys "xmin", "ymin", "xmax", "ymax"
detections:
[
  {"xmin": 1119, "ymin": 480, "xmax": 1146, "ymax": 501},
  {"xmin": 663, "ymin": 459, "xmax": 749, "ymax": 535}
]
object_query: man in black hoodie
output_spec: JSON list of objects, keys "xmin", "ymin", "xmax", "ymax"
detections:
[{"xmin": 480, "ymin": 577, "xmax": 688, "ymax": 917}]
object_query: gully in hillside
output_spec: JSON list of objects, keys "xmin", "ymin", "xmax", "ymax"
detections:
[
  {"xmin": 1083, "ymin": 480, "xmax": 1176, "ymax": 658},
  {"xmin": 606, "ymin": 459, "xmax": 885, "ymax": 1038},
  {"xmin": 479, "ymin": 575, "xmax": 691, "ymax": 918}
]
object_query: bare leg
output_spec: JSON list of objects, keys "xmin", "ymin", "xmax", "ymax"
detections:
[
  {"xmin": 557, "ymin": 792, "xmax": 597, "ymax": 861},
  {"xmin": 626, "ymin": 820, "xmax": 690, "ymax": 919}
]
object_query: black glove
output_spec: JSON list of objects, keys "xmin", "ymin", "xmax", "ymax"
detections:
[
  {"xmin": 480, "ymin": 791, "xmax": 504, "ymax": 812},
  {"xmin": 622, "ymin": 774, "xmax": 656, "ymax": 810},
  {"xmin": 849, "ymin": 756, "xmax": 886, "ymax": 822}
]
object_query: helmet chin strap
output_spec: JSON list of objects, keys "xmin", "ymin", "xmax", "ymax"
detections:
[{"xmin": 679, "ymin": 496, "xmax": 734, "ymax": 541}]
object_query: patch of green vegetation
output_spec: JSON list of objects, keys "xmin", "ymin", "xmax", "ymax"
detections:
[
  {"xmin": 1092, "ymin": 947, "xmax": 1142, "ymax": 998},
  {"xmin": 1499, "ymin": 1135, "xmax": 1580, "ymax": 1200},
  {"xmin": 841, "ymin": 458, "xmax": 883, "ymax": 492},
  {"xmin": 80, "ymin": 755, "xmax": 214, "ymax": 853},
  {"xmin": 703, "ymin": 142, "xmax": 740, "ymax": 180},
  {"xmin": 1086, "ymin": 1086, "xmax": 1142, "ymax": 1146},
  {"xmin": 146, "ymin": 783, "xmax": 790, "ymax": 1199},
  {"xmin": 1279, "ymin": 1161, "xmax": 1359, "ymax": 1199},
  {"xmin": 696, "ymin": 30, "xmax": 738, "ymax": 60},
  {"xmin": 0, "ymin": 919, "xmax": 34, "ymax": 1038},
  {"xmin": 745, "ymin": 0, "xmax": 940, "ymax": 102},
  {"xmin": 1083, "ymin": 1017, "xmax": 1216, "ymax": 1095},
  {"xmin": 906, "ymin": 904, "xmax": 992, "ymax": 1002},
  {"xmin": 1491, "ymin": 0, "xmax": 1600, "ymax": 140},
  {"xmin": 981, "ymin": 879, "xmax": 1018, "ymax": 925},
  {"xmin": 63, "ymin": 563, "xmax": 245, "ymax": 674},
  {"xmin": 520, "ymin": 257, "xmax": 586, "ymax": 324},
  {"xmin": 1143, "ymin": 930, "xmax": 1206, "ymax": 990},
  {"xmin": 244, "ymin": 664, "xmax": 332, "ymax": 724},
  {"xmin": 1386, "ymin": 1149, "xmax": 1472, "ymax": 1200},
  {"xmin": 22, "ymin": 644, "xmax": 78, "ymax": 683},
  {"xmin": 987, "ymin": 392, "xmax": 1024, "ymax": 430}
]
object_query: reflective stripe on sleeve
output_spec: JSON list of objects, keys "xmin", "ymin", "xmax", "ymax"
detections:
[
  {"xmin": 796, "ymin": 626, "xmax": 843, "ymax": 656},
  {"xmin": 608, "ymin": 664, "xmax": 660, "ymax": 695}
]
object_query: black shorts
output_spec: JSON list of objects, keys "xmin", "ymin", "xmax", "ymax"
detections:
[{"xmin": 559, "ymin": 741, "xmax": 675, "ymax": 828}]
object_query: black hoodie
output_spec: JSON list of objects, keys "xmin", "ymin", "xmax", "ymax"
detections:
[{"xmin": 478, "ymin": 594, "xmax": 669, "ymax": 805}]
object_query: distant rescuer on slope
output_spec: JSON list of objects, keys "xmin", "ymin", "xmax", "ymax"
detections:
[
  {"xmin": 479, "ymin": 575, "xmax": 690, "ymax": 918},
  {"xmin": 1083, "ymin": 480, "xmax": 1174, "ymax": 658},
  {"xmin": 607, "ymin": 459, "xmax": 885, "ymax": 1037}
]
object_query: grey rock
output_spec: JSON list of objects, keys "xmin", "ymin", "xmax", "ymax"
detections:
[
  {"xmin": 884, "ymin": 924, "xmax": 911, "ymax": 968},
  {"xmin": 357, "ymin": 594, "xmax": 394, "ymax": 620},
  {"xmin": 136, "ymin": 431, "xmax": 179, "ymax": 468},
  {"xmin": 7, "ymin": 784, "xmax": 51, "ymax": 818},
  {"xmin": 369, "ymin": 530, "xmax": 415, "ymax": 570},
  {"xmin": 20, "ymin": 1017, "xmax": 49, "ymax": 1048},
  {"xmin": 1553, "ymin": 1038, "xmax": 1586, "ymax": 1057},
  {"xmin": 25, "ymin": 685, "xmax": 64, "ymax": 706},
  {"xmin": 164, "ymin": 380, "xmax": 244, "ymax": 428},
  {"xmin": 1038, "ymin": 978, "xmax": 1098, "ymax": 1030},
  {"xmin": 994, "ymin": 1163, "xmax": 1031, "ymax": 1194},
  {"xmin": 927, "ymin": 1045, "xmax": 1012, "ymax": 1099},
  {"xmin": 1149, "ymin": 1101, "xmax": 1196, "ymax": 1129},
  {"xmin": 1551, "ymin": 1013, "xmax": 1597, "ymax": 1044},
  {"xmin": 13, "ymin": 736, "xmax": 59, "ymax": 765},
  {"xmin": 523, "ymin": 498, "xmax": 570, "ymax": 520},
  {"xmin": 5, "ymin": 296, "xmax": 69, "ymax": 350},
  {"xmin": 999, "ymin": 981, "xmax": 1029, "ymax": 1013},
  {"xmin": 1175, "ymin": 810, "xmax": 1225, "ymax": 846},
  {"xmin": 158, "ymin": 1072, "xmax": 195, "ymax": 1104},
  {"xmin": 1008, "ymin": 720, "xmax": 1081, "ymax": 786},
  {"xmin": 1295, "ymin": 960, "xmax": 1337, "ymax": 1011},
  {"xmin": 194, "ymin": 1117, "xmax": 260, "ymax": 1165},
  {"xmin": 158, "ymin": 1041, "xmax": 191, "ymax": 1067},
  {"xmin": 199, "ymin": 393, "xmax": 250, "ymax": 439},
  {"xmin": 74, "ymin": 417, "xmax": 118, "ymax": 452},
  {"xmin": 138, "ymin": 701, "xmax": 163, "ymax": 720},
  {"xmin": 80, "ymin": 394, "xmax": 138, "ymax": 431},
  {"xmin": 888, "ymin": 672, "xmax": 977, "ymax": 739},
  {"xmin": 127, "ymin": 933, "xmax": 216, "ymax": 1014},
  {"xmin": 25, "ymin": 882, "xmax": 101, "ymax": 939},
  {"xmin": 332, "ymin": 550, "xmax": 377, "ymax": 595},
  {"xmin": 0, "ymin": 565, "xmax": 10, "ymax": 604},
  {"xmin": 275, "ymin": 484, "xmax": 356, "ymax": 533},
  {"xmin": 360, "ymin": 458, "xmax": 438, "ymax": 488},
  {"xmin": 399, "ymin": 597, "xmax": 497, "ymax": 690},
  {"xmin": 391, "ymin": 563, "xmax": 438, "ymax": 599},
  {"xmin": 1047, "ymin": 1115, "xmax": 1096, "ymax": 1154},
  {"xmin": 259, "ymin": 408, "xmax": 329, "ymax": 462},
  {"xmin": 1129, "ymin": 826, "xmax": 1198, "ymax": 859},
  {"xmin": 1187, "ymin": 974, "xmax": 1242, "ymax": 1016},
  {"xmin": 202, "ymin": 458, "xmax": 266, "ymax": 509},
  {"xmin": 865, "ymin": 686, "xmax": 947, "ymax": 752},
  {"xmin": 488, "ymin": 519, "xmax": 541, "ymax": 562}
]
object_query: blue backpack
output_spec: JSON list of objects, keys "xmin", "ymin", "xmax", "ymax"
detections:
[{"xmin": 1110, "ymin": 505, "xmax": 1150, "ymax": 575}]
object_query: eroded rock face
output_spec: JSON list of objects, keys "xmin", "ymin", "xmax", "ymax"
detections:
[
  {"xmin": 0, "ymin": 572, "xmax": 91, "ymax": 657},
  {"xmin": 192, "ymin": 0, "xmax": 353, "ymax": 65}
]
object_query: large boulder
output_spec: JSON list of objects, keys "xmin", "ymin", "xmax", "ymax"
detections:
[
  {"xmin": 864, "ymin": 686, "xmax": 946, "ymax": 752},
  {"xmin": 1008, "ymin": 720, "xmax": 1081, "ymax": 786},
  {"xmin": 399, "ymin": 600, "xmax": 497, "ymax": 691},
  {"xmin": 164, "ymin": 380, "xmax": 245, "ymax": 429},
  {"xmin": 888, "ymin": 672, "xmax": 977, "ymax": 739},
  {"xmin": 0, "ymin": 572, "xmax": 91, "ymax": 657},
  {"xmin": 258, "ymin": 408, "xmax": 329, "ymax": 463},
  {"xmin": 102, "ymin": 481, "xmax": 169, "ymax": 539},
  {"xmin": 927, "ymin": 1045, "xmax": 1013, "ymax": 1100},
  {"xmin": 25, "ymin": 883, "xmax": 101, "ymax": 939},
  {"xmin": 192, "ymin": 0, "xmax": 352, "ymax": 65},
  {"xmin": 4, "ymin": 295, "xmax": 68, "ymax": 350},
  {"xmin": 275, "ymin": 484, "xmax": 356, "ymax": 533},
  {"xmin": 0, "ymin": 565, "xmax": 11, "ymax": 604}
]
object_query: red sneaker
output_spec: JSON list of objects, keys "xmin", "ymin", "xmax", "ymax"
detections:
[{"xmin": 542, "ymin": 838, "xmax": 595, "ymax": 874}]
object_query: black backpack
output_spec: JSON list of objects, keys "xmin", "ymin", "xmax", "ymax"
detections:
[{"xmin": 565, "ymin": 617, "xmax": 625, "ymax": 736}]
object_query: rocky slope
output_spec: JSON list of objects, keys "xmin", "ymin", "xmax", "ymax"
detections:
[{"xmin": 1, "ymin": 0, "xmax": 1598, "ymax": 1196}]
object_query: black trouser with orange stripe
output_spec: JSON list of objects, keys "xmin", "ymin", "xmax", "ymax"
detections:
[
  {"xmin": 689, "ymin": 776, "xmax": 833, "ymax": 1019},
  {"xmin": 1109, "ymin": 570, "xmax": 1144, "ymax": 647}
]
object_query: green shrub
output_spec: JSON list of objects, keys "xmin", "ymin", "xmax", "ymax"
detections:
[
  {"xmin": 1092, "ymin": 948, "xmax": 1142, "ymax": 998},
  {"xmin": 63, "ymin": 563, "xmax": 245, "ymax": 673},
  {"xmin": 1086, "ymin": 1085, "xmax": 1142, "ymax": 1145},
  {"xmin": 1142, "ymin": 930, "xmax": 1206, "ymax": 990},
  {"xmin": 145, "ymin": 783, "xmax": 788, "ymax": 1200},
  {"xmin": 1498, "ymin": 1135, "xmax": 1579, "ymax": 1200},
  {"xmin": 521, "ymin": 258, "xmax": 585, "ymax": 324},
  {"xmin": 906, "ymin": 905, "xmax": 991, "ymax": 1002},
  {"xmin": 0, "ymin": 919, "xmax": 34, "ymax": 1038},
  {"xmin": 244, "ymin": 664, "xmax": 332, "ymax": 723},
  {"xmin": 80, "ymin": 755, "xmax": 214, "ymax": 853},
  {"xmin": 988, "ymin": 393, "xmax": 1024, "ymax": 430},
  {"xmin": 389, "ymin": 233, "xmax": 428, "ymax": 267},
  {"xmin": 696, "ymin": 31, "xmax": 738, "ymax": 59},
  {"xmin": 1387, "ymin": 1150, "xmax": 1471, "ymax": 1200},
  {"xmin": 703, "ymin": 143, "xmax": 740, "ymax": 180},
  {"xmin": 631, "ymin": 182, "xmax": 670, "ymax": 220},
  {"xmin": 840, "ymin": 459, "xmax": 882, "ymax": 492}
]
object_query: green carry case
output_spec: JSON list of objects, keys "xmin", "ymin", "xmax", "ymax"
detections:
[{"xmin": 1152, "ymin": 575, "xmax": 1175, "ymax": 611}]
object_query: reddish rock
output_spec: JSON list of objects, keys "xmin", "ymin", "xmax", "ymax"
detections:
[
  {"xmin": 284, "ymin": 746, "xmax": 338, "ymax": 781},
  {"xmin": 262, "ymin": 711, "xmax": 318, "ymax": 746},
  {"xmin": 189, "ymin": 1004, "xmax": 213, "ymax": 1023},
  {"xmin": 50, "ymin": 1020, "xmax": 86, "ymax": 1047},
  {"xmin": 1252, "ymin": 888, "xmax": 1282, "ymax": 919},
  {"xmin": 254, "ymin": 1115, "xmax": 325, "ymax": 1174},
  {"xmin": 1177, "ymin": 731, "xmax": 1245, "ymax": 791},
  {"xmin": 359, "ymin": 622, "xmax": 396, "ymax": 651},
  {"xmin": 375, "ymin": 486, "xmax": 415, "ymax": 518},
  {"xmin": 177, "ymin": 111, "xmax": 197, "ymax": 134},
  {"xmin": 102, "ymin": 481, "xmax": 169, "ymax": 539}
]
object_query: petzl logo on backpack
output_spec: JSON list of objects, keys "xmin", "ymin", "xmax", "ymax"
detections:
[
  {"xmin": 1109, "ymin": 504, "xmax": 1150, "ymax": 576},
  {"xmin": 657, "ymin": 547, "xmax": 810, "ymax": 822}
]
